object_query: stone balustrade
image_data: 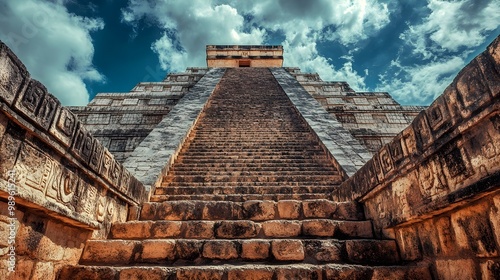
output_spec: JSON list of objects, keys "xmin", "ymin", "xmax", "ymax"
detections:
[
  {"xmin": 0, "ymin": 41, "xmax": 147, "ymax": 232},
  {"xmin": 334, "ymin": 36, "xmax": 500, "ymax": 278}
]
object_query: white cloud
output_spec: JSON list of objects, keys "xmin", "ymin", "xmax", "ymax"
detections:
[
  {"xmin": 383, "ymin": 0, "xmax": 500, "ymax": 105},
  {"xmin": 122, "ymin": 0, "xmax": 390, "ymax": 90},
  {"xmin": 401, "ymin": 0, "xmax": 500, "ymax": 58},
  {"xmin": 0, "ymin": 0, "xmax": 104, "ymax": 105},
  {"xmin": 377, "ymin": 57, "xmax": 465, "ymax": 104},
  {"xmin": 122, "ymin": 0, "xmax": 266, "ymax": 72}
]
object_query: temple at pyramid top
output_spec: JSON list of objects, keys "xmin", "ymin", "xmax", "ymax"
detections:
[{"xmin": 206, "ymin": 45, "xmax": 283, "ymax": 67}]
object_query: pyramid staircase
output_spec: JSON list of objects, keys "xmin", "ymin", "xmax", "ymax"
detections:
[{"xmin": 59, "ymin": 68, "xmax": 430, "ymax": 279}]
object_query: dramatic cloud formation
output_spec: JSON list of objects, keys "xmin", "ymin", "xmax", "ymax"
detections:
[
  {"xmin": 380, "ymin": 0, "xmax": 500, "ymax": 104},
  {"xmin": 0, "ymin": 0, "xmax": 498, "ymax": 106},
  {"xmin": 0, "ymin": 0, "xmax": 104, "ymax": 105},
  {"xmin": 121, "ymin": 0, "xmax": 390, "ymax": 90}
]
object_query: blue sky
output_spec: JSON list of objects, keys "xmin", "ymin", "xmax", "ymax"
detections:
[{"xmin": 0, "ymin": 0, "xmax": 498, "ymax": 106}]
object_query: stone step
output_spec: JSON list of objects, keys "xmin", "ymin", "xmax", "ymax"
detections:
[
  {"xmin": 155, "ymin": 185, "xmax": 337, "ymax": 196},
  {"xmin": 175, "ymin": 158, "xmax": 333, "ymax": 164},
  {"xmin": 110, "ymin": 219, "xmax": 373, "ymax": 240},
  {"xmin": 59, "ymin": 263, "xmax": 432, "ymax": 280},
  {"xmin": 179, "ymin": 148, "xmax": 326, "ymax": 154},
  {"xmin": 140, "ymin": 200, "xmax": 364, "ymax": 221},
  {"xmin": 162, "ymin": 174, "xmax": 343, "ymax": 184},
  {"xmin": 79, "ymin": 239, "xmax": 399, "ymax": 266},
  {"xmin": 169, "ymin": 165, "xmax": 338, "ymax": 172},
  {"xmin": 150, "ymin": 193, "xmax": 336, "ymax": 202},
  {"xmin": 179, "ymin": 150, "xmax": 326, "ymax": 160},
  {"xmin": 166, "ymin": 170, "xmax": 338, "ymax": 176},
  {"xmin": 161, "ymin": 181, "xmax": 341, "ymax": 187},
  {"xmin": 170, "ymin": 163, "xmax": 336, "ymax": 170}
]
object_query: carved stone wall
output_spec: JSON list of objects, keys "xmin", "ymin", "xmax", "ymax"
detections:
[
  {"xmin": 0, "ymin": 41, "xmax": 147, "ymax": 279},
  {"xmin": 69, "ymin": 68, "xmax": 208, "ymax": 162},
  {"xmin": 287, "ymin": 67, "xmax": 424, "ymax": 154},
  {"xmin": 334, "ymin": 36, "xmax": 500, "ymax": 279}
]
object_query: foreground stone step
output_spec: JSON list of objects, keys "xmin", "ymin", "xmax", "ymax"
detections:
[
  {"xmin": 80, "ymin": 239, "xmax": 398, "ymax": 266},
  {"xmin": 155, "ymin": 185, "xmax": 337, "ymax": 196},
  {"xmin": 59, "ymin": 263, "xmax": 432, "ymax": 280},
  {"xmin": 110, "ymin": 219, "xmax": 373, "ymax": 240},
  {"xmin": 140, "ymin": 200, "xmax": 364, "ymax": 221},
  {"xmin": 170, "ymin": 163, "xmax": 337, "ymax": 170},
  {"xmin": 175, "ymin": 158, "xmax": 334, "ymax": 165},
  {"xmin": 169, "ymin": 163, "xmax": 339, "ymax": 174},
  {"xmin": 162, "ymin": 174, "xmax": 343, "ymax": 184},
  {"xmin": 161, "ymin": 180, "xmax": 340, "ymax": 187},
  {"xmin": 150, "ymin": 193, "xmax": 335, "ymax": 202}
]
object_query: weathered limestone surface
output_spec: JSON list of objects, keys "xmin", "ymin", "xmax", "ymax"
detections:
[
  {"xmin": 0, "ymin": 41, "xmax": 147, "ymax": 279},
  {"xmin": 207, "ymin": 45, "xmax": 283, "ymax": 68},
  {"xmin": 287, "ymin": 67, "xmax": 424, "ymax": 154},
  {"xmin": 334, "ymin": 35, "xmax": 500, "ymax": 279},
  {"xmin": 271, "ymin": 68, "xmax": 371, "ymax": 176},
  {"xmin": 69, "ymin": 68, "xmax": 208, "ymax": 163},
  {"xmin": 122, "ymin": 68, "xmax": 225, "ymax": 194}
]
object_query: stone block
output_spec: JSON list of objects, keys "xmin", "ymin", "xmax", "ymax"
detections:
[
  {"xmin": 371, "ymin": 266, "xmax": 432, "ymax": 280},
  {"xmin": 176, "ymin": 268, "xmax": 224, "ymax": 280},
  {"xmin": 241, "ymin": 240, "xmax": 270, "ymax": 260},
  {"xmin": 480, "ymin": 260, "xmax": 500, "ymax": 280},
  {"xmin": 202, "ymin": 201, "xmax": 234, "ymax": 220},
  {"xmin": 215, "ymin": 220, "xmax": 259, "ymax": 238},
  {"xmin": 110, "ymin": 221, "xmax": 151, "ymax": 239},
  {"xmin": 276, "ymin": 266, "xmax": 320, "ymax": 280},
  {"xmin": 476, "ymin": 53, "xmax": 500, "ymax": 98},
  {"xmin": 435, "ymin": 259, "xmax": 476, "ymax": 280},
  {"xmin": 156, "ymin": 201, "xmax": 200, "ymax": 221},
  {"xmin": 324, "ymin": 264, "xmax": 373, "ymax": 279},
  {"xmin": 119, "ymin": 267, "xmax": 171, "ymax": 280},
  {"xmin": 57, "ymin": 266, "xmax": 117, "ymax": 280},
  {"xmin": 425, "ymin": 95, "xmax": 452, "ymax": 139},
  {"xmin": 0, "ymin": 112, "xmax": 7, "ymax": 140},
  {"xmin": 455, "ymin": 59, "xmax": 492, "ymax": 117},
  {"xmin": 261, "ymin": 220, "xmax": 301, "ymax": 237},
  {"xmin": 277, "ymin": 200, "xmax": 300, "ymax": 219},
  {"xmin": 304, "ymin": 240, "xmax": 342, "ymax": 262},
  {"xmin": 335, "ymin": 220, "xmax": 373, "ymax": 238},
  {"xmin": 395, "ymin": 226, "xmax": 422, "ymax": 261},
  {"xmin": 183, "ymin": 221, "xmax": 214, "ymax": 239},
  {"xmin": 416, "ymin": 219, "xmax": 441, "ymax": 257},
  {"xmin": 491, "ymin": 195, "xmax": 500, "ymax": 251},
  {"xmin": 332, "ymin": 202, "xmax": 364, "ymax": 220},
  {"xmin": 174, "ymin": 240, "xmax": 202, "ymax": 261},
  {"xmin": 302, "ymin": 199, "xmax": 336, "ymax": 218},
  {"xmin": 242, "ymin": 200, "xmax": 275, "ymax": 221},
  {"xmin": 0, "ymin": 127, "xmax": 23, "ymax": 181},
  {"xmin": 202, "ymin": 240, "xmax": 238, "ymax": 260},
  {"xmin": 345, "ymin": 240, "xmax": 400, "ymax": 265},
  {"xmin": 139, "ymin": 240, "xmax": 175, "ymax": 262},
  {"xmin": 0, "ymin": 42, "xmax": 29, "ymax": 106},
  {"xmin": 451, "ymin": 202, "xmax": 498, "ymax": 257},
  {"xmin": 49, "ymin": 107, "xmax": 78, "ymax": 148},
  {"xmin": 271, "ymin": 240, "xmax": 304, "ymax": 261},
  {"xmin": 31, "ymin": 261, "xmax": 54, "ymax": 280},
  {"xmin": 71, "ymin": 122, "xmax": 94, "ymax": 164},
  {"xmin": 435, "ymin": 216, "xmax": 457, "ymax": 256},
  {"xmin": 80, "ymin": 240, "xmax": 136, "ymax": 264},
  {"xmin": 227, "ymin": 268, "xmax": 274, "ymax": 280},
  {"xmin": 302, "ymin": 219, "xmax": 336, "ymax": 237},
  {"xmin": 5, "ymin": 258, "xmax": 35, "ymax": 280},
  {"xmin": 150, "ymin": 220, "xmax": 182, "ymax": 238}
]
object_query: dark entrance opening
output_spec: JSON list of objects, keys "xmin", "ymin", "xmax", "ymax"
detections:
[{"xmin": 239, "ymin": 60, "xmax": 251, "ymax": 67}]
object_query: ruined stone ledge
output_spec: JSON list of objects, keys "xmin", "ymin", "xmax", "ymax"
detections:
[
  {"xmin": 334, "ymin": 35, "xmax": 500, "ymax": 237},
  {"xmin": 0, "ymin": 41, "xmax": 147, "ymax": 232}
]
